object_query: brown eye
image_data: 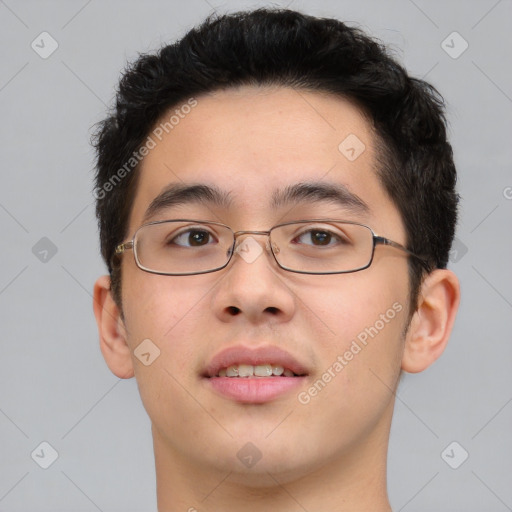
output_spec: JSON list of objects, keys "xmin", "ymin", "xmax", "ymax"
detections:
[
  {"xmin": 171, "ymin": 229, "xmax": 215, "ymax": 247},
  {"xmin": 309, "ymin": 230, "xmax": 332, "ymax": 245},
  {"xmin": 294, "ymin": 229, "xmax": 343, "ymax": 247}
]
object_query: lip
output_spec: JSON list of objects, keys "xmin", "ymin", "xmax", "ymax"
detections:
[
  {"xmin": 202, "ymin": 345, "xmax": 309, "ymax": 404},
  {"xmin": 206, "ymin": 376, "xmax": 307, "ymax": 404}
]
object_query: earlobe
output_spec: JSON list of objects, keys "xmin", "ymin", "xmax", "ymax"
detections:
[
  {"xmin": 401, "ymin": 269, "xmax": 460, "ymax": 373},
  {"xmin": 93, "ymin": 275, "xmax": 135, "ymax": 379}
]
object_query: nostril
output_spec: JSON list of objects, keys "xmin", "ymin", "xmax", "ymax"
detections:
[
  {"xmin": 227, "ymin": 306, "xmax": 240, "ymax": 315},
  {"xmin": 265, "ymin": 306, "xmax": 279, "ymax": 314}
]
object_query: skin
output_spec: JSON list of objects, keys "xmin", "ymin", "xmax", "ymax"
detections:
[{"xmin": 93, "ymin": 86, "xmax": 460, "ymax": 512}]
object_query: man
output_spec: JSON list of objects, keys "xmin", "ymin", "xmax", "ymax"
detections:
[{"xmin": 92, "ymin": 8, "xmax": 460, "ymax": 511}]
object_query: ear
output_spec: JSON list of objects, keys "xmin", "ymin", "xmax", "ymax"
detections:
[
  {"xmin": 93, "ymin": 275, "xmax": 134, "ymax": 379},
  {"xmin": 402, "ymin": 269, "xmax": 460, "ymax": 373}
]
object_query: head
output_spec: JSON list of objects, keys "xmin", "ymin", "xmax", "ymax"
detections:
[{"xmin": 92, "ymin": 7, "xmax": 459, "ymax": 488}]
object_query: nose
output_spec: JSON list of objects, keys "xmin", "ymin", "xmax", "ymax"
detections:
[{"xmin": 210, "ymin": 233, "xmax": 296, "ymax": 325}]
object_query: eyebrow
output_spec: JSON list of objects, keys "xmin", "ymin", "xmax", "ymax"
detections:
[
  {"xmin": 271, "ymin": 181, "xmax": 370, "ymax": 214},
  {"xmin": 143, "ymin": 183, "xmax": 233, "ymax": 223},
  {"xmin": 142, "ymin": 180, "xmax": 369, "ymax": 223}
]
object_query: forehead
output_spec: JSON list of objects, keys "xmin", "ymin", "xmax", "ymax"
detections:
[{"xmin": 128, "ymin": 86, "xmax": 401, "ymax": 234}]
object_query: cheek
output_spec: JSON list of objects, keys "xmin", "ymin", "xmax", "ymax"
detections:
[
  {"xmin": 323, "ymin": 271, "xmax": 407, "ymax": 378},
  {"xmin": 123, "ymin": 266, "xmax": 195, "ymax": 335},
  {"xmin": 298, "ymin": 264, "xmax": 409, "ymax": 345},
  {"xmin": 121, "ymin": 271, "xmax": 208, "ymax": 373},
  {"xmin": 299, "ymin": 268, "xmax": 409, "ymax": 402},
  {"xmin": 121, "ymin": 275, "xmax": 209, "ymax": 427}
]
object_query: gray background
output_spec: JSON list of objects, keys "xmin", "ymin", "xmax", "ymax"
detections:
[{"xmin": 0, "ymin": 0, "xmax": 511, "ymax": 511}]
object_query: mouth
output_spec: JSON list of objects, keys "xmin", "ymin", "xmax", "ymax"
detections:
[
  {"xmin": 214, "ymin": 363, "xmax": 302, "ymax": 378},
  {"xmin": 202, "ymin": 345, "xmax": 309, "ymax": 404}
]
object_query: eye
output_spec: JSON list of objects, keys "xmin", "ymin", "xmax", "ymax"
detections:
[
  {"xmin": 170, "ymin": 228, "xmax": 217, "ymax": 247},
  {"xmin": 292, "ymin": 227, "xmax": 348, "ymax": 247}
]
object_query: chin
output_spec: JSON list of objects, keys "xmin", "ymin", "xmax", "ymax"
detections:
[{"xmin": 196, "ymin": 432, "xmax": 325, "ymax": 483}]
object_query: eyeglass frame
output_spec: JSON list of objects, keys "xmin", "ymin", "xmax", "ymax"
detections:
[{"xmin": 114, "ymin": 218, "xmax": 431, "ymax": 276}]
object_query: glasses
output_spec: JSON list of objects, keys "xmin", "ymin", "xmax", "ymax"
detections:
[{"xmin": 114, "ymin": 219, "xmax": 430, "ymax": 276}]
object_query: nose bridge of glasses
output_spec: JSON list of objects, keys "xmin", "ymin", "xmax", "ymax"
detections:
[{"xmin": 232, "ymin": 230, "xmax": 279, "ymax": 255}]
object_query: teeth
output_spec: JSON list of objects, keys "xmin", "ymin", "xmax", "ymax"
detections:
[
  {"xmin": 255, "ymin": 364, "xmax": 273, "ymax": 377},
  {"xmin": 238, "ymin": 364, "xmax": 253, "ymax": 377},
  {"xmin": 226, "ymin": 366, "xmax": 239, "ymax": 377},
  {"xmin": 216, "ymin": 364, "xmax": 293, "ymax": 377},
  {"xmin": 272, "ymin": 365, "xmax": 284, "ymax": 376}
]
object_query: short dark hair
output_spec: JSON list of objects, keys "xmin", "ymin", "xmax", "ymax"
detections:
[{"xmin": 92, "ymin": 8, "xmax": 458, "ymax": 311}]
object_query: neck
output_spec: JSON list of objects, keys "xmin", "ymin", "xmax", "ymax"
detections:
[{"xmin": 152, "ymin": 412, "xmax": 393, "ymax": 512}]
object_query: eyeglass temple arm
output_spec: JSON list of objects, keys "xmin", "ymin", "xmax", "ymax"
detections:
[
  {"xmin": 115, "ymin": 241, "xmax": 134, "ymax": 255},
  {"xmin": 374, "ymin": 236, "xmax": 431, "ymax": 271}
]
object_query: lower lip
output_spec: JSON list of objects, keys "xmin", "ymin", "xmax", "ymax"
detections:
[{"xmin": 205, "ymin": 376, "xmax": 306, "ymax": 403}]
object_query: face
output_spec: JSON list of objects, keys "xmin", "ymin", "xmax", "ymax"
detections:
[{"xmin": 117, "ymin": 86, "xmax": 411, "ymax": 482}]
